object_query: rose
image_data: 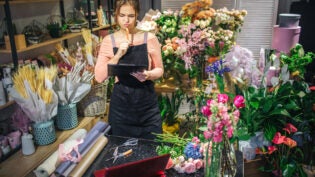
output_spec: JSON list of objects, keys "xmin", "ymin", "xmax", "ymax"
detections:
[
  {"xmin": 233, "ymin": 95, "xmax": 245, "ymax": 108},
  {"xmin": 183, "ymin": 161, "xmax": 196, "ymax": 174},
  {"xmin": 193, "ymin": 159, "xmax": 203, "ymax": 169}
]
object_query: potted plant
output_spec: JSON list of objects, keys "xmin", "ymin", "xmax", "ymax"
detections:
[
  {"xmin": 47, "ymin": 15, "xmax": 67, "ymax": 38},
  {"xmin": 158, "ymin": 89, "xmax": 185, "ymax": 134}
]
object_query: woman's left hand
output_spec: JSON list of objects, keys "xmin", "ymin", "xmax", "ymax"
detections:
[{"xmin": 130, "ymin": 70, "xmax": 149, "ymax": 82}]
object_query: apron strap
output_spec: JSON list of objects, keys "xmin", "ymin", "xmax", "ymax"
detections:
[
  {"xmin": 110, "ymin": 34, "xmax": 116, "ymax": 48},
  {"xmin": 144, "ymin": 32, "xmax": 148, "ymax": 44}
]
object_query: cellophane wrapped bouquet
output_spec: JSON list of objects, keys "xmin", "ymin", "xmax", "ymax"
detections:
[{"xmin": 9, "ymin": 65, "xmax": 58, "ymax": 123}]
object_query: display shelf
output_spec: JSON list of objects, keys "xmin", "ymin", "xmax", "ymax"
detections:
[
  {"xmin": 0, "ymin": 100, "xmax": 15, "ymax": 110},
  {"xmin": 1, "ymin": 0, "xmax": 57, "ymax": 4},
  {"xmin": 0, "ymin": 24, "xmax": 112, "ymax": 54},
  {"xmin": 0, "ymin": 117, "xmax": 98, "ymax": 177}
]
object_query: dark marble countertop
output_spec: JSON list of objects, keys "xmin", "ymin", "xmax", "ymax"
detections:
[{"xmin": 84, "ymin": 135, "xmax": 244, "ymax": 177}]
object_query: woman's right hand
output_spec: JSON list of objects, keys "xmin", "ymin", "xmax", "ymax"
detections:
[{"xmin": 116, "ymin": 41, "xmax": 129, "ymax": 58}]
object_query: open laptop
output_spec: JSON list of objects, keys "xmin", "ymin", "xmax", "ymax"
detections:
[{"xmin": 93, "ymin": 154, "xmax": 170, "ymax": 177}]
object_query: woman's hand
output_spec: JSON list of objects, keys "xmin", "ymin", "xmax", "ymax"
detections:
[
  {"xmin": 130, "ymin": 70, "xmax": 150, "ymax": 82},
  {"xmin": 116, "ymin": 41, "xmax": 130, "ymax": 58}
]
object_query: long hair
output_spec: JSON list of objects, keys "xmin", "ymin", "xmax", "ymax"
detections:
[{"xmin": 114, "ymin": 0, "xmax": 140, "ymax": 24}]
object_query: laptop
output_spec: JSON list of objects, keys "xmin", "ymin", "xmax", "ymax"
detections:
[{"xmin": 93, "ymin": 154, "xmax": 171, "ymax": 177}]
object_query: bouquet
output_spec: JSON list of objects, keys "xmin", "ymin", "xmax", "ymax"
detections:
[
  {"xmin": 9, "ymin": 65, "xmax": 58, "ymax": 123},
  {"xmin": 201, "ymin": 93, "xmax": 245, "ymax": 176}
]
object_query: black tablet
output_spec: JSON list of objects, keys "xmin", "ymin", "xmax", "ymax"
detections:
[{"xmin": 108, "ymin": 64, "xmax": 147, "ymax": 76}]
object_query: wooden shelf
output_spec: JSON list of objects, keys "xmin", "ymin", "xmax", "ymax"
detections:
[
  {"xmin": 0, "ymin": 100, "xmax": 15, "ymax": 110},
  {"xmin": 1, "ymin": 0, "xmax": 57, "ymax": 5},
  {"xmin": 0, "ymin": 24, "xmax": 112, "ymax": 54},
  {"xmin": 0, "ymin": 117, "xmax": 98, "ymax": 177}
]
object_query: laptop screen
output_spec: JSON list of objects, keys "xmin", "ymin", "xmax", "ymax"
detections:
[{"xmin": 94, "ymin": 154, "xmax": 170, "ymax": 177}]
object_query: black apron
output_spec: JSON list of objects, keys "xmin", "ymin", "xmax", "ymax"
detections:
[{"xmin": 108, "ymin": 32, "xmax": 162, "ymax": 139}]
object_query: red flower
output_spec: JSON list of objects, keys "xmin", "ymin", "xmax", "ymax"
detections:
[
  {"xmin": 268, "ymin": 146, "xmax": 277, "ymax": 154},
  {"xmin": 283, "ymin": 123, "xmax": 297, "ymax": 134},
  {"xmin": 272, "ymin": 132, "xmax": 286, "ymax": 144},
  {"xmin": 283, "ymin": 137, "xmax": 297, "ymax": 148},
  {"xmin": 233, "ymin": 95, "xmax": 245, "ymax": 109}
]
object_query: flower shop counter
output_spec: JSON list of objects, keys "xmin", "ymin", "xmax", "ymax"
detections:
[
  {"xmin": 0, "ymin": 117, "xmax": 98, "ymax": 177},
  {"xmin": 84, "ymin": 135, "xmax": 244, "ymax": 177}
]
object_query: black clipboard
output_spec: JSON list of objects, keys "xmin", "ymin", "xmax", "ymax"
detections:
[{"xmin": 108, "ymin": 64, "xmax": 147, "ymax": 76}]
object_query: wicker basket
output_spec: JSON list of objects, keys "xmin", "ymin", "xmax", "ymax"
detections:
[{"xmin": 77, "ymin": 80, "xmax": 109, "ymax": 117}]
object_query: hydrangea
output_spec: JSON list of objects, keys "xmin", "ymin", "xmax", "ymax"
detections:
[{"xmin": 184, "ymin": 142, "xmax": 202, "ymax": 159}]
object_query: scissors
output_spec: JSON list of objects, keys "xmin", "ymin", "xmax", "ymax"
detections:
[
  {"xmin": 109, "ymin": 138, "xmax": 138, "ymax": 150},
  {"xmin": 105, "ymin": 149, "xmax": 133, "ymax": 163}
]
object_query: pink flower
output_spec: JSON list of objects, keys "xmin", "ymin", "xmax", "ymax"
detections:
[
  {"xmin": 201, "ymin": 106, "xmax": 211, "ymax": 117},
  {"xmin": 206, "ymin": 99, "xmax": 214, "ymax": 106},
  {"xmin": 192, "ymin": 137, "xmax": 200, "ymax": 144},
  {"xmin": 193, "ymin": 159, "xmax": 203, "ymax": 169},
  {"xmin": 233, "ymin": 95, "xmax": 245, "ymax": 108},
  {"xmin": 217, "ymin": 94, "xmax": 229, "ymax": 103},
  {"xmin": 183, "ymin": 162, "xmax": 196, "ymax": 174},
  {"xmin": 272, "ymin": 132, "xmax": 286, "ymax": 144},
  {"xmin": 268, "ymin": 145, "xmax": 277, "ymax": 154},
  {"xmin": 203, "ymin": 130, "xmax": 212, "ymax": 140},
  {"xmin": 165, "ymin": 157, "xmax": 174, "ymax": 169},
  {"xmin": 283, "ymin": 123, "xmax": 297, "ymax": 134},
  {"xmin": 219, "ymin": 41, "xmax": 225, "ymax": 50}
]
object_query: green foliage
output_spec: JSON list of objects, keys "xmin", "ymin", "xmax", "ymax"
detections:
[
  {"xmin": 158, "ymin": 89, "xmax": 185, "ymax": 126},
  {"xmin": 280, "ymin": 44, "xmax": 315, "ymax": 79}
]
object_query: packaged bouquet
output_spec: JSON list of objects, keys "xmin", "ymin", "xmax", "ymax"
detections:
[
  {"xmin": 54, "ymin": 43, "xmax": 94, "ymax": 130},
  {"xmin": 9, "ymin": 65, "xmax": 59, "ymax": 145},
  {"xmin": 9, "ymin": 65, "xmax": 58, "ymax": 123}
]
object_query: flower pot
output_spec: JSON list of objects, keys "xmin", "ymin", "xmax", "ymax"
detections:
[
  {"xmin": 32, "ymin": 120, "xmax": 56, "ymax": 145},
  {"xmin": 56, "ymin": 103, "xmax": 78, "ymax": 130},
  {"xmin": 279, "ymin": 13, "xmax": 301, "ymax": 28}
]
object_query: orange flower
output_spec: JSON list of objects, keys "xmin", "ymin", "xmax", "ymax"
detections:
[
  {"xmin": 207, "ymin": 56, "xmax": 218, "ymax": 63},
  {"xmin": 283, "ymin": 137, "xmax": 297, "ymax": 148}
]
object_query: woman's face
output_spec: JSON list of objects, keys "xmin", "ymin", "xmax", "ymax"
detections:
[{"xmin": 117, "ymin": 4, "xmax": 136, "ymax": 31}]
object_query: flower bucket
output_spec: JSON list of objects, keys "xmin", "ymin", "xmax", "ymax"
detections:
[
  {"xmin": 32, "ymin": 120, "xmax": 56, "ymax": 145},
  {"xmin": 56, "ymin": 103, "xmax": 78, "ymax": 130}
]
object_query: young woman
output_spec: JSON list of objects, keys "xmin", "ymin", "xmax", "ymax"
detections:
[{"xmin": 95, "ymin": 0, "xmax": 164, "ymax": 139}]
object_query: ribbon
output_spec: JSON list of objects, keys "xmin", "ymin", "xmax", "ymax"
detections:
[{"xmin": 58, "ymin": 138, "xmax": 84, "ymax": 163}]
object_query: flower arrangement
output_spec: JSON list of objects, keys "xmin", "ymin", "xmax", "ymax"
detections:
[
  {"xmin": 152, "ymin": 1, "xmax": 247, "ymax": 88},
  {"xmin": 256, "ymin": 123, "xmax": 306, "ymax": 177},
  {"xmin": 201, "ymin": 93, "xmax": 245, "ymax": 176}
]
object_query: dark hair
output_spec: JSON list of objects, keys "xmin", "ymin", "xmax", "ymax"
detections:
[{"xmin": 114, "ymin": 0, "xmax": 140, "ymax": 23}]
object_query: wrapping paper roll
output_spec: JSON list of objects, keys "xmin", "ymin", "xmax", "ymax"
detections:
[
  {"xmin": 54, "ymin": 121, "xmax": 109, "ymax": 176},
  {"xmin": 33, "ymin": 129, "xmax": 87, "ymax": 177},
  {"xmin": 68, "ymin": 136, "xmax": 108, "ymax": 177}
]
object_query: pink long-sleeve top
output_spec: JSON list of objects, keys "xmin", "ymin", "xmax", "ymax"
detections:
[{"xmin": 94, "ymin": 32, "xmax": 164, "ymax": 83}]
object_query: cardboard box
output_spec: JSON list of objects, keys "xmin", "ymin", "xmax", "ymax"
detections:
[{"xmin": 5, "ymin": 34, "xmax": 27, "ymax": 50}]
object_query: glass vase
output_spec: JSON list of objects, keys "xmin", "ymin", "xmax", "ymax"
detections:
[
  {"xmin": 204, "ymin": 135, "xmax": 237, "ymax": 177},
  {"xmin": 204, "ymin": 142, "xmax": 222, "ymax": 177}
]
